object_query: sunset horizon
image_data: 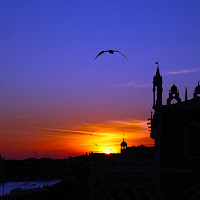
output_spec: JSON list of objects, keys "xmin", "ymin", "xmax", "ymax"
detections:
[
  {"xmin": 1, "ymin": 0, "xmax": 200, "ymax": 160},
  {"xmin": 1, "ymin": 117, "xmax": 155, "ymax": 160}
]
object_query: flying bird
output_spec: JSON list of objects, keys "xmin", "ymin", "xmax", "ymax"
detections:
[
  {"xmin": 95, "ymin": 50, "xmax": 127, "ymax": 59},
  {"xmin": 90, "ymin": 131, "xmax": 94, "ymax": 135}
]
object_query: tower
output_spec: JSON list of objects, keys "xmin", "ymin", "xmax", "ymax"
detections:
[
  {"xmin": 151, "ymin": 64, "xmax": 163, "ymax": 161},
  {"xmin": 153, "ymin": 64, "xmax": 163, "ymax": 106},
  {"xmin": 167, "ymin": 83, "xmax": 181, "ymax": 105},
  {"xmin": 121, "ymin": 133, "xmax": 127, "ymax": 153},
  {"xmin": 185, "ymin": 87, "xmax": 188, "ymax": 102}
]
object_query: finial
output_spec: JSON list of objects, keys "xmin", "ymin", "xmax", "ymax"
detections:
[
  {"xmin": 155, "ymin": 61, "xmax": 160, "ymax": 76},
  {"xmin": 123, "ymin": 132, "xmax": 124, "ymax": 141},
  {"xmin": 198, "ymin": 81, "xmax": 199, "ymax": 86},
  {"xmin": 155, "ymin": 60, "xmax": 159, "ymax": 69},
  {"xmin": 173, "ymin": 81, "xmax": 175, "ymax": 85}
]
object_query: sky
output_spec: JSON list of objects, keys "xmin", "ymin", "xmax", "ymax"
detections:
[{"xmin": 1, "ymin": 0, "xmax": 200, "ymax": 159}]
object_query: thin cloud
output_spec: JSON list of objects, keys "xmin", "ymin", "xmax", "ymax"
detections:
[
  {"xmin": 108, "ymin": 119, "xmax": 146, "ymax": 125},
  {"xmin": 115, "ymin": 81, "xmax": 151, "ymax": 88},
  {"xmin": 165, "ymin": 69, "xmax": 200, "ymax": 75},
  {"xmin": 33, "ymin": 127, "xmax": 108, "ymax": 136},
  {"xmin": 35, "ymin": 127, "xmax": 89, "ymax": 134},
  {"xmin": 34, "ymin": 119, "xmax": 152, "ymax": 145},
  {"xmin": 82, "ymin": 119, "xmax": 150, "ymax": 137}
]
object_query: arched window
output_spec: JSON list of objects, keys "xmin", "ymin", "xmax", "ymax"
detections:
[{"xmin": 171, "ymin": 99, "xmax": 178, "ymax": 105}]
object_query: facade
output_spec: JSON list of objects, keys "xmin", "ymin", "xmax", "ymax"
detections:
[
  {"xmin": 88, "ymin": 153, "xmax": 159, "ymax": 200},
  {"xmin": 88, "ymin": 136, "xmax": 157, "ymax": 200},
  {"xmin": 149, "ymin": 65, "xmax": 200, "ymax": 199}
]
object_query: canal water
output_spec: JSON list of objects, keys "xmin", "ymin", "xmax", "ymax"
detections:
[{"xmin": 0, "ymin": 179, "xmax": 60, "ymax": 197}]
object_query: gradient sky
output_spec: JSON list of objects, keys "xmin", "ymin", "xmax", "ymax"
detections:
[{"xmin": 1, "ymin": 0, "xmax": 200, "ymax": 159}]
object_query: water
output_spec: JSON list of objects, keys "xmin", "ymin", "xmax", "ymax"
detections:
[{"xmin": 0, "ymin": 179, "xmax": 60, "ymax": 197}]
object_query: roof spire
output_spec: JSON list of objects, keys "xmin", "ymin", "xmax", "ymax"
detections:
[
  {"xmin": 185, "ymin": 87, "xmax": 188, "ymax": 101},
  {"xmin": 155, "ymin": 60, "xmax": 160, "ymax": 76}
]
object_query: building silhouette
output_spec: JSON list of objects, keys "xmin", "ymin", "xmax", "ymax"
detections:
[
  {"xmin": 121, "ymin": 134, "xmax": 127, "ymax": 153},
  {"xmin": 149, "ymin": 65, "xmax": 200, "ymax": 199}
]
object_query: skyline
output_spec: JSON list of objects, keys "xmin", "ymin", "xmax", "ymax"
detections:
[{"xmin": 1, "ymin": 0, "xmax": 200, "ymax": 159}]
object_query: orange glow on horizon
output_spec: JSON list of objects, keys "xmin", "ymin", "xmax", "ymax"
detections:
[{"xmin": 0, "ymin": 119, "xmax": 154, "ymax": 159}]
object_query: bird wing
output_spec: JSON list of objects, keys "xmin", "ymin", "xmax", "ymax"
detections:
[
  {"xmin": 95, "ymin": 51, "xmax": 108, "ymax": 59},
  {"xmin": 114, "ymin": 50, "xmax": 127, "ymax": 59},
  {"xmin": 90, "ymin": 130, "xmax": 95, "ymax": 135}
]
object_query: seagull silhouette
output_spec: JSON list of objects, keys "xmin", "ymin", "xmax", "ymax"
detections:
[
  {"xmin": 95, "ymin": 50, "xmax": 127, "ymax": 59},
  {"xmin": 90, "ymin": 130, "xmax": 94, "ymax": 135}
]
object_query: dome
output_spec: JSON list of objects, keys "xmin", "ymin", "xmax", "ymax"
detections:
[
  {"xmin": 195, "ymin": 81, "xmax": 200, "ymax": 93},
  {"xmin": 121, "ymin": 140, "xmax": 127, "ymax": 147}
]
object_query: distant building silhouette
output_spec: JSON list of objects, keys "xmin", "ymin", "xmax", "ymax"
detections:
[
  {"xmin": 120, "ymin": 135, "xmax": 127, "ymax": 153},
  {"xmin": 120, "ymin": 137, "xmax": 154, "ymax": 159}
]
